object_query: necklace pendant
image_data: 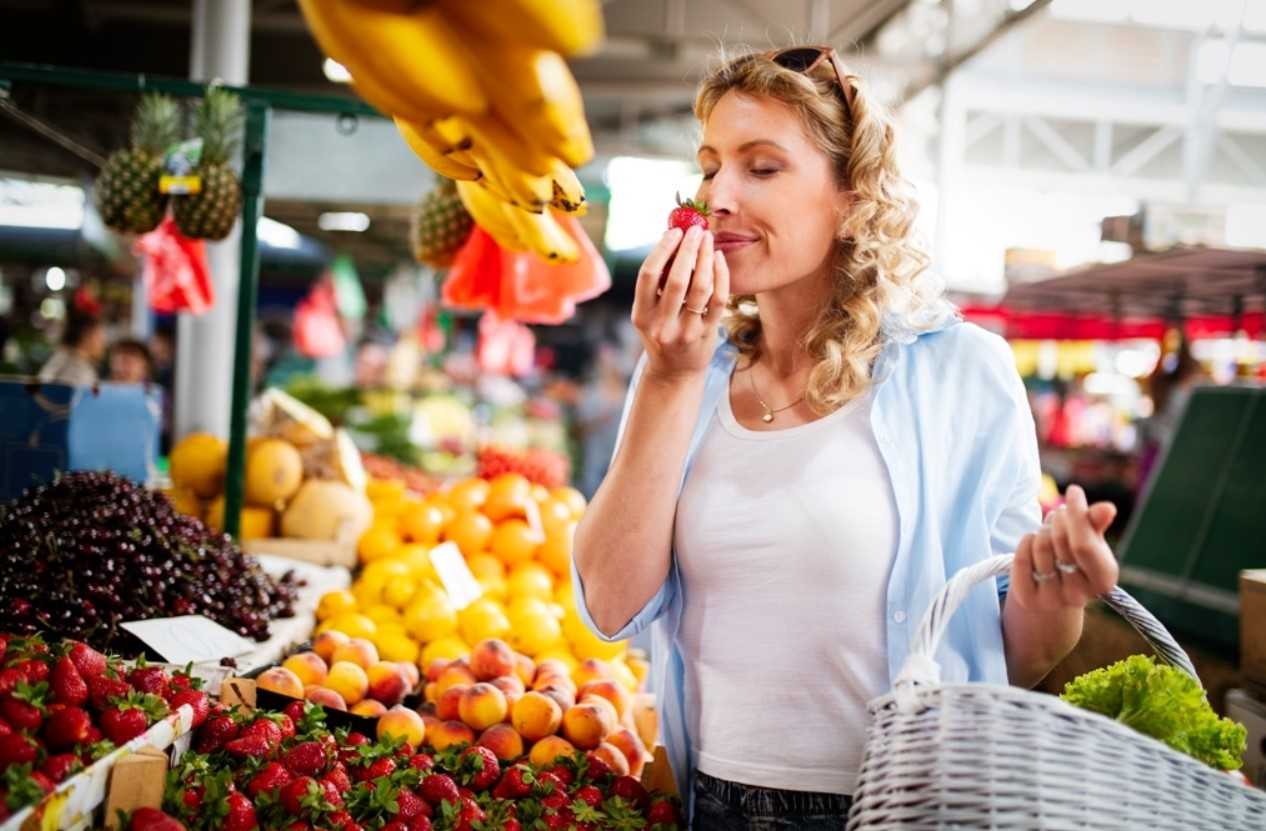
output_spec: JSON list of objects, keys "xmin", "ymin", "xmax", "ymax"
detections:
[{"xmin": 761, "ymin": 412, "xmax": 774, "ymax": 423}]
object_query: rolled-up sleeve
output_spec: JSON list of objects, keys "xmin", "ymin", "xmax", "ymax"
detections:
[{"xmin": 570, "ymin": 353, "xmax": 676, "ymax": 641}]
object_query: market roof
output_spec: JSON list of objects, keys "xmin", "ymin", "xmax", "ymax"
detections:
[{"xmin": 1002, "ymin": 246, "xmax": 1266, "ymax": 320}]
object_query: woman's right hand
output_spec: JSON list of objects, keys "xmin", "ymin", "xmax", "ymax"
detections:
[{"xmin": 631, "ymin": 225, "xmax": 731, "ymax": 385}]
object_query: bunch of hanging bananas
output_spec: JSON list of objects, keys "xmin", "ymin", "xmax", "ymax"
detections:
[{"xmin": 297, "ymin": 0, "xmax": 602, "ymax": 263}]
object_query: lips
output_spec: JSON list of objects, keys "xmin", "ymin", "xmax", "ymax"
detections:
[{"xmin": 713, "ymin": 231, "xmax": 757, "ymax": 252}]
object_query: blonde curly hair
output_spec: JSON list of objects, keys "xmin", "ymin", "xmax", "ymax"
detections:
[{"xmin": 695, "ymin": 49, "xmax": 946, "ymax": 412}]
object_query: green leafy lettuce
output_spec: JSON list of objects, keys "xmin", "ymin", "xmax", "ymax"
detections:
[{"xmin": 1060, "ymin": 654, "xmax": 1246, "ymax": 770}]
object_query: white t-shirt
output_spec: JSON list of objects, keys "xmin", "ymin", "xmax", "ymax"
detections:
[{"xmin": 674, "ymin": 382, "xmax": 898, "ymax": 795}]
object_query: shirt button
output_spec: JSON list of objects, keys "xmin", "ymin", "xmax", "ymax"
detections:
[{"xmin": 893, "ymin": 610, "xmax": 907, "ymax": 623}]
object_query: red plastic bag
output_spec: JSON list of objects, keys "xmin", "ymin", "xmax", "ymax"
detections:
[
  {"xmin": 135, "ymin": 216, "xmax": 214, "ymax": 314},
  {"xmin": 294, "ymin": 279, "xmax": 345, "ymax": 358},
  {"xmin": 442, "ymin": 226, "xmax": 503, "ymax": 311},
  {"xmin": 477, "ymin": 310, "xmax": 536, "ymax": 377}
]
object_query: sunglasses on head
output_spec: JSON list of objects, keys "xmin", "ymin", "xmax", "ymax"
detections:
[{"xmin": 760, "ymin": 46, "xmax": 858, "ymax": 110}]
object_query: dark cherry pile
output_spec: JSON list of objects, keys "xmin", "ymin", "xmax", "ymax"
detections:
[{"xmin": 0, "ymin": 472, "xmax": 299, "ymax": 649}]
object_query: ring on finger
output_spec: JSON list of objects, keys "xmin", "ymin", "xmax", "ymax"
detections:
[
  {"xmin": 1056, "ymin": 560, "xmax": 1080, "ymax": 575},
  {"xmin": 684, "ymin": 303, "xmax": 708, "ymax": 315},
  {"xmin": 1032, "ymin": 569, "xmax": 1058, "ymax": 584}
]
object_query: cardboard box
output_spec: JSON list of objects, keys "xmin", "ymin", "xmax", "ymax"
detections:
[
  {"xmin": 1227, "ymin": 688, "xmax": 1266, "ymax": 788},
  {"xmin": 1242, "ymin": 571, "xmax": 1266, "ymax": 693},
  {"xmin": 243, "ymin": 537, "xmax": 357, "ymax": 568}
]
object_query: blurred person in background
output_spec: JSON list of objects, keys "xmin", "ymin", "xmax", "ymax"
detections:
[
  {"xmin": 108, "ymin": 338, "xmax": 154, "ymax": 385},
  {"xmin": 39, "ymin": 312, "xmax": 104, "ymax": 386}
]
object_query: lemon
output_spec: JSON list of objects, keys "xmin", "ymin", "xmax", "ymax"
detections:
[
  {"xmin": 364, "ymin": 604, "xmax": 402, "ymax": 626},
  {"xmin": 533, "ymin": 645, "xmax": 579, "ymax": 675},
  {"xmin": 549, "ymin": 486, "xmax": 587, "ymax": 519},
  {"xmin": 404, "ymin": 595, "xmax": 459, "ymax": 642},
  {"xmin": 375, "ymin": 629, "xmax": 420, "ymax": 664},
  {"xmin": 466, "ymin": 553, "xmax": 506, "ymax": 582},
  {"xmin": 420, "ymin": 636, "xmax": 470, "ymax": 669},
  {"xmin": 570, "ymin": 624, "xmax": 627, "ymax": 662},
  {"xmin": 608, "ymin": 657, "xmax": 640, "ymax": 693},
  {"xmin": 316, "ymin": 589, "xmax": 357, "ymax": 621},
  {"xmin": 478, "ymin": 574, "xmax": 508, "ymax": 601},
  {"xmin": 353, "ymin": 581, "xmax": 385, "ymax": 609},
  {"xmin": 445, "ymin": 478, "xmax": 490, "ymax": 513},
  {"xmin": 365, "ymin": 477, "xmax": 407, "ymax": 503},
  {"xmin": 326, "ymin": 612, "xmax": 377, "ymax": 640},
  {"xmin": 458, "ymin": 597, "xmax": 510, "ymax": 645},
  {"xmin": 507, "ymin": 562, "xmax": 554, "ymax": 602},
  {"xmin": 382, "ymin": 576, "xmax": 418, "ymax": 610},
  {"xmin": 507, "ymin": 597, "xmax": 563, "ymax": 657},
  {"xmin": 358, "ymin": 524, "xmax": 402, "ymax": 564},
  {"xmin": 397, "ymin": 544, "xmax": 437, "ymax": 581}
]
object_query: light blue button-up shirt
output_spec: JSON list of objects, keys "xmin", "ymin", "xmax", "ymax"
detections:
[{"xmin": 572, "ymin": 311, "xmax": 1042, "ymax": 819}]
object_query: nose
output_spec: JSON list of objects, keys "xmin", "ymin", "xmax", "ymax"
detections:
[{"xmin": 698, "ymin": 169, "xmax": 738, "ymax": 217}]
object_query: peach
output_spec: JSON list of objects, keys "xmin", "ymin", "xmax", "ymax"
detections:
[
  {"xmin": 428, "ymin": 720, "xmax": 476, "ymax": 752},
  {"xmin": 350, "ymin": 699, "xmax": 387, "ymax": 718},
  {"xmin": 396, "ymin": 661, "xmax": 421, "ymax": 690},
  {"xmin": 537, "ymin": 684, "xmax": 576, "ymax": 713},
  {"xmin": 578, "ymin": 680, "xmax": 630, "ymax": 719},
  {"xmin": 425, "ymin": 659, "xmax": 452, "ymax": 683},
  {"xmin": 304, "ymin": 685, "xmax": 348, "ymax": 711},
  {"xmin": 424, "ymin": 682, "xmax": 439, "ymax": 705},
  {"xmin": 283, "ymin": 652, "xmax": 329, "ymax": 687},
  {"xmin": 532, "ymin": 659, "xmax": 572, "ymax": 687},
  {"xmin": 476, "ymin": 723, "xmax": 524, "ymax": 762},
  {"xmin": 313, "ymin": 630, "xmax": 350, "ymax": 663},
  {"xmin": 572, "ymin": 659, "xmax": 612, "ymax": 689},
  {"xmin": 420, "ymin": 712, "xmax": 442, "ymax": 736},
  {"xmin": 436, "ymin": 664, "xmax": 478, "ymax": 697},
  {"xmin": 562, "ymin": 701, "xmax": 614, "ymax": 750},
  {"xmin": 589, "ymin": 742, "xmax": 631, "ymax": 777},
  {"xmin": 458, "ymin": 683, "xmax": 508, "ymax": 731},
  {"xmin": 514, "ymin": 653, "xmax": 536, "ymax": 687},
  {"xmin": 378, "ymin": 706, "xmax": 427, "ymax": 749},
  {"xmin": 528, "ymin": 734, "xmax": 576, "ymax": 768},
  {"xmin": 469, "ymin": 639, "xmax": 516, "ymax": 682},
  {"xmin": 490, "ymin": 674, "xmax": 525, "ymax": 698},
  {"xmin": 580, "ymin": 694, "xmax": 619, "ymax": 730},
  {"xmin": 632, "ymin": 694, "xmax": 657, "ymax": 751},
  {"xmin": 605, "ymin": 728, "xmax": 647, "ymax": 778},
  {"xmin": 326, "ymin": 661, "xmax": 370, "ymax": 706},
  {"xmin": 257, "ymin": 667, "xmax": 305, "ymax": 699},
  {"xmin": 436, "ymin": 685, "xmax": 468, "ymax": 722},
  {"xmin": 511, "ymin": 691, "xmax": 562, "ymax": 741},
  {"xmin": 367, "ymin": 662, "xmax": 409, "ymax": 707},
  {"xmin": 331, "ymin": 638, "xmax": 379, "ymax": 671}
]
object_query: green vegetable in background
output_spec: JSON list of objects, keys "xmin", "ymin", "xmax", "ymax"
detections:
[{"xmin": 1060, "ymin": 654, "xmax": 1246, "ymax": 770}]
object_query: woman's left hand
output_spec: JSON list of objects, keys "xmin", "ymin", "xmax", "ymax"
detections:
[{"xmin": 1009, "ymin": 484, "xmax": 1119, "ymax": 612}]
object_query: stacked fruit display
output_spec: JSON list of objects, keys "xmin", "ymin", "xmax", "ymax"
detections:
[
  {"xmin": 161, "ymin": 698, "xmax": 681, "ymax": 831},
  {"xmin": 0, "ymin": 635, "xmax": 209, "ymax": 821},
  {"xmin": 296, "ymin": 0, "xmax": 601, "ymax": 263},
  {"xmin": 255, "ymin": 634, "xmax": 421, "ymax": 719},
  {"xmin": 476, "ymin": 447, "xmax": 569, "ymax": 490},
  {"xmin": 0, "ymin": 472, "xmax": 297, "ymax": 649},
  {"xmin": 166, "ymin": 390, "xmax": 373, "ymax": 544}
]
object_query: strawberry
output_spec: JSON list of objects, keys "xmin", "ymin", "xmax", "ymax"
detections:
[
  {"xmin": 502, "ymin": 820, "xmax": 519, "ymax": 831},
  {"xmin": 573, "ymin": 784, "xmax": 602, "ymax": 808},
  {"xmin": 396, "ymin": 788, "xmax": 428, "ymax": 820},
  {"xmin": 542, "ymin": 807, "xmax": 573, "ymax": 830},
  {"xmin": 168, "ymin": 690, "xmax": 209, "ymax": 728},
  {"xmin": 43, "ymin": 706, "xmax": 92, "ymax": 750},
  {"xmin": 223, "ymin": 733, "xmax": 271, "ymax": 758},
  {"xmin": 0, "ymin": 717, "xmax": 9, "ymax": 738},
  {"xmin": 273, "ymin": 713, "xmax": 296, "ymax": 742},
  {"xmin": 540, "ymin": 792, "xmax": 568, "ymax": 812},
  {"xmin": 533, "ymin": 771, "xmax": 565, "ymax": 798},
  {"xmin": 344, "ymin": 731, "xmax": 370, "ymax": 747},
  {"xmin": 282, "ymin": 700, "xmax": 307, "ymax": 724},
  {"xmin": 410, "ymin": 820, "xmax": 433, "ymax": 831},
  {"xmin": 610, "ymin": 775, "xmax": 649, "ymax": 810},
  {"xmin": 240, "ymin": 718, "xmax": 283, "ymax": 752},
  {"xmin": 320, "ymin": 777, "xmax": 343, "ymax": 808},
  {"xmin": 280, "ymin": 776, "xmax": 316, "ymax": 816},
  {"xmin": 544, "ymin": 765, "xmax": 572, "ymax": 789},
  {"xmin": 381, "ymin": 822, "xmax": 409, "ymax": 831},
  {"xmin": 29, "ymin": 770, "xmax": 55, "ymax": 794},
  {"xmin": 195, "ymin": 713, "xmax": 239, "ymax": 753},
  {"xmin": 282, "ymin": 740, "xmax": 329, "ymax": 777},
  {"xmin": 457, "ymin": 797, "xmax": 484, "ymax": 829},
  {"xmin": 582, "ymin": 752, "xmax": 611, "ymax": 782},
  {"xmin": 458, "ymin": 746, "xmax": 499, "ymax": 791},
  {"xmin": 667, "ymin": 194, "xmax": 710, "ymax": 232},
  {"xmin": 322, "ymin": 764, "xmax": 351, "ymax": 794},
  {"xmin": 0, "ymin": 668, "xmax": 24, "ymax": 697},
  {"xmin": 127, "ymin": 665, "xmax": 170, "ymax": 700},
  {"xmin": 407, "ymin": 753, "xmax": 434, "ymax": 774},
  {"xmin": 16, "ymin": 659, "xmax": 50, "ymax": 684},
  {"xmin": 327, "ymin": 811, "xmax": 361, "ymax": 831},
  {"xmin": 100, "ymin": 693, "xmax": 165, "ymax": 745},
  {"xmin": 223, "ymin": 790, "xmax": 257, "ymax": 831},
  {"xmin": 419, "ymin": 773, "xmax": 459, "ymax": 806},
  {"xmin": 49, "ymin": 658, "xmax": 88, "ymax": 707},
  {"xmin": 66, "ymin": 642, "xmax": 106, "ymax": 680},
  {"xmin": 647, "ymin": 797, "xmax": 680, "ymax": 825},
  {"xmin": 128, "ymin": 807, "xmax": 186, "ymax": 831},
  {"xmin": 3, "ymin": 681, "xmax": 46, "ymax": 732},
  {"xmin": 359, "ymin": 756, "xmax": 396, "ymax": 782},
  {"xmin": 87, "ymin": 674, "xmax": 129, "ymax": 711},
  {"xmin": 247, "ymin": 761, "xmax": 293, "ymax": 798},
  {"xmin": 493, "ymin": 765, "xmax": 534, "ymax": 800}
]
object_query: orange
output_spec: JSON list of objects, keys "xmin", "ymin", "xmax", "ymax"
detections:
[
  {"xmin": 444, "ymin": 510, "xmax": 495, "ymax": 557},
  {"xmin": 446, "ymin": 478, "xmax": 490, "ymax": 513},
  {"xmin": 507, "ymin": 562, "xmax": 554, "ymax": 601},
  {"xmin": 483, "ymin": 473, "xmax": 533, "ymax": 522},
  {"xmin": 466, "ymin": 553, "xmax": 506, "ymax": 583},
  {"xmin": 458, "ymin": 598, "xmax": 511, "ymax": 645},
  {"xmin": 429, "ymin": 497, "xmax": 457, "ymax": 532},
  {"xmin": 550, "ymin": 486, "xmax": 587, "ymax": 519},
  {"xmin": 316, "ymin": 589, "xmax": 357, "ymax": 621},
  {"xmin": 401, "ymin": 502, "xmax": 446, "ymax": 545},
  {"xmin": 538, "ymin": 521, "xmax": 575, "ymax": 577},
  {"xmin": 490, "ymin": 519, "xmax": 543, "ymax": 567},
  {"xmin": 358, "ymin": 524, "xmax": 402, "ymax": 564},
  {"xmin": 538, "ymin": 498, "xmax": 574, "ymax": 536},
  {"xmin": 530, "ymin": 484, "xmax": 550, "ymax": 503}
]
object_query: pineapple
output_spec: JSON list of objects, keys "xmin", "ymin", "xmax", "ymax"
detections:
[
  {"xmin": 173, "ymin": 89, "xmax": 244, "ymax": 241},
  {"xmin": 411, "ymin": 178, "xmax": 474, "ymax": 268},
  {"xmin": 95, "ymin": 94, "xmax": 181, "ymax": 234}
]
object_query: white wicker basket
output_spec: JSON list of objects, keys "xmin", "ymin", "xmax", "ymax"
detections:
[{"xmin": 846, "ymin": 554, "xmax": 1266, "ymax": 830}]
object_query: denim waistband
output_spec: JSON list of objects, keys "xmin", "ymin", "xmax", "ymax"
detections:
[{"xmin": 695, "ymin": 770, "xmax": 852, "ymax": 816}]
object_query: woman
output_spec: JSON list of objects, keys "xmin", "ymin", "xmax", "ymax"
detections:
[{"xmin": 572, "ymin": 47, "xmax": 1120, "ymax": 829}]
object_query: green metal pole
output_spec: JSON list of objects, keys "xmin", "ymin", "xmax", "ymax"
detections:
[{"xmin": 223, "ymin": 101, "xmax": 270, "ymax": 540}]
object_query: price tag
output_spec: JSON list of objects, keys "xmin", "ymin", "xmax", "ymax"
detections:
[
  {"xmin": 429, "ymin": 541, "xmax": 483, "ymax": 610},
  {"xmin": 159, "ymin": 174, "xmax": 201, "ymax": 195},
  {"xmin": 120, "ymin": 615, "xmax": 255, "ymax": 665}
]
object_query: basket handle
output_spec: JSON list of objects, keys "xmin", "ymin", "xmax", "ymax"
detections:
[{"xmin": 893, "ymin": 553, "xmax": 1199, "ymax": 693}]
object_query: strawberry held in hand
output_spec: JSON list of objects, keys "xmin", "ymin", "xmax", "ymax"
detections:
[{"xmin": 667, "ymin": 193, "xmax": 710, "ymax": 232}]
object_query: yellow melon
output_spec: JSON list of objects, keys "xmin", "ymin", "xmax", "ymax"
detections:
[
  {"xmin": 169, "ymin": 432, "xmax": 227, "ymax": 498},
  {"xmin": 205, "ymin": 495, "xmax": 274, "ymax": 541},
  {"xmin": 245, "ymin": 438, "xmax": 304, "ymax": 507},
  {"xmin": 281, "ymin": 479, "xmax": 373, "ymax": 542}
]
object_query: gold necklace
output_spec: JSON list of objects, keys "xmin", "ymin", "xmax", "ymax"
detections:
[{"xmin": 745, "ymin": 364, "xmax": 805, "ymax": 423}]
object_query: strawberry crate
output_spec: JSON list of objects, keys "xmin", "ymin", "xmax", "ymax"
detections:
[{"xmin": 1, "ymin": 704, "xmax": 195, "ymax": 831}]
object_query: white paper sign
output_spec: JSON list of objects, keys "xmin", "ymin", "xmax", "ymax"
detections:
[
  {"xmin": 120, "ymin": 615, "xmax": 256, "ymax": 665},
  {"xmin": 429, "ymin": 541, "xmax": 483, "ymax": 610}
]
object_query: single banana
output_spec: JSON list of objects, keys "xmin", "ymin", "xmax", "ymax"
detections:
[
  {"xmin": 433, "ymin": 116, "xmax": 553, "ymax": 211},
  {"xmin": 548, "ymin": 158, "xmax": 587, "ymax": 215},
  {"xmin": 456, "ymin": 179, "xmax": 528, "ymax": 252},
  {"xmin": 395, "ymin": 118, "xmax": 481, "ymax": 181},
  {"xmin": 439, "ymin": 0, "xmax": 604, "ymax": 57},
  {"xmin": 297, "ymin": 0, "xmax": 486, "ymax": 121},
  {"xmin": 455, "ymin": 41, "xmax": 595, "ymax": 168},
  {"xmin": 500, "ymin": 204, "xmax": 581, "ymax": 263}
]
